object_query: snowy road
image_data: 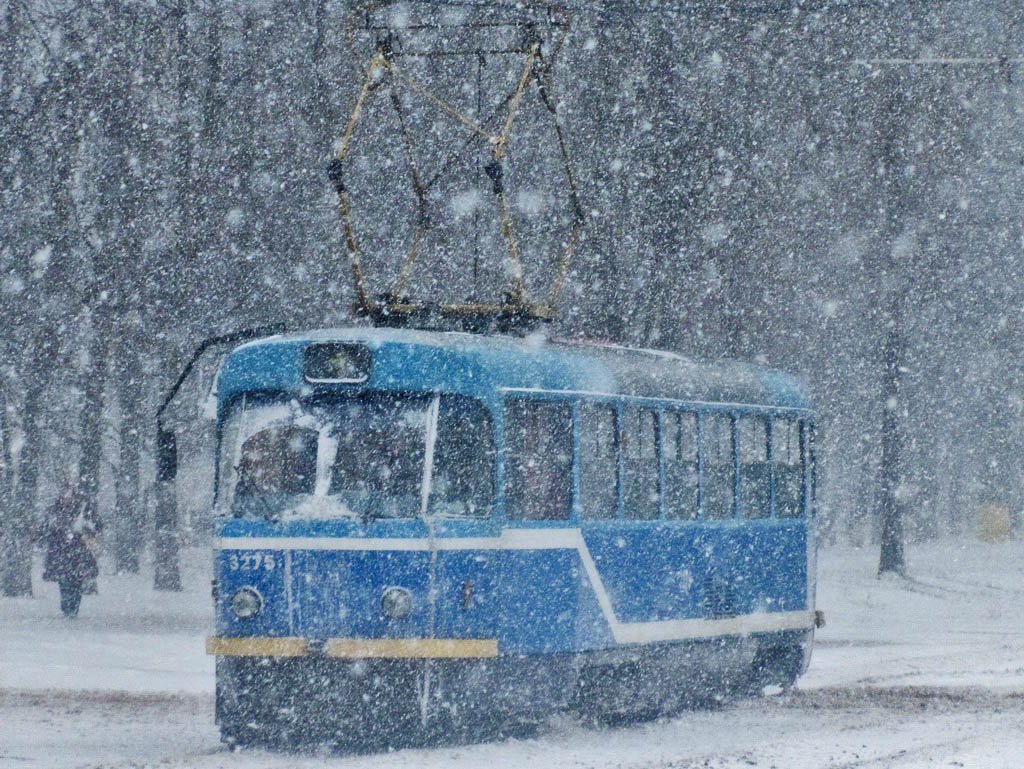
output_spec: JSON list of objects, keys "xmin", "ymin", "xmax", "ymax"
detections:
[
  {"xmin": 3, "ymin": 540, "xmax": 1024, "ymax": 768},
  {"xmin": 4, "ymin": 685, "xmax": 1023, "ymax": 769}
]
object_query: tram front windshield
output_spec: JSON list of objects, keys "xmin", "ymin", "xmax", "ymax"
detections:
[{"xmin": 218, "ymin": 394, "xmax": 495, "ymax": 520}]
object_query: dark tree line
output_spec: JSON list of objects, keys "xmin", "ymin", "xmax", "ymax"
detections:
[{"xmin": 2, "ymin": 1, "xmax": 1024, "ymax": 593}]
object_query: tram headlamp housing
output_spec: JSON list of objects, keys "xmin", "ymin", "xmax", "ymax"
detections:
[
  {"xmin": 230, "ymin": 586, "xmax": 263, "ymax": 619},
  {"xmin": 381, "ymin": 586, "xmax": 413, "ymax": 619}
]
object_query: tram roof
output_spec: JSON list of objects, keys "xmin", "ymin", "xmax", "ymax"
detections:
[{"xmin": 217, "ymin": 327, "xmax": 811, "ymax": 412}]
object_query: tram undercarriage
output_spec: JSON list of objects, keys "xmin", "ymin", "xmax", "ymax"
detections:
[
  {"xmin": 215, "ymin": 654, "xmax": 570, "ymax": 748},
  {"xmin": 214, "ymin": 629, "xmax": 812, "ymax": 748}
]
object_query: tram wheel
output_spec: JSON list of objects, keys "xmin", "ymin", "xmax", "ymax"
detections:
[
  {"xmin": 741, "ymin": 644, "xmax": 803, "ymax": 696},
  {"xmin": 219, "ymin": 721, "xmax": 260, "ymax": 751},
  {"xmin": 571, "ymin": 663, "xmax": 660, "ymax": 726}
]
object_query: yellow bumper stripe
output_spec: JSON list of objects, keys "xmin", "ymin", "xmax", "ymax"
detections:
[
  {"xmin": 206, "ymin": 636, "xmax": 499, "ymax": 659},
  {"xmin": 206, "ymin": 637, "xmax": 308, "ymax": 657},
  {"xmin": 326, "ymin": 638, "xmax": 499, "ymax": 659}
]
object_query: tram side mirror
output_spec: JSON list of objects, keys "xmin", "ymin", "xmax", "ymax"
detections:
[{"xmin": 157, "ymin": 429, "xmax": 178, "ymax": 482}]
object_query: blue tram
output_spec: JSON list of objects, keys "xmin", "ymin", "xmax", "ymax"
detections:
[{"xmin": 204, "ymin": 327, "xmax": 818, "ymax": 743}]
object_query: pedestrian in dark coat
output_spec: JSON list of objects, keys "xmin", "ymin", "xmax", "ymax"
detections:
[{"xmin": 42, "ymin": 483, "xmax": 101, "ymax": 617}]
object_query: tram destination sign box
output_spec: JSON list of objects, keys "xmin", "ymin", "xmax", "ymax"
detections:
[{"xmin": 304, "ymin": 342, "xmax": 372, "ymax": 384}]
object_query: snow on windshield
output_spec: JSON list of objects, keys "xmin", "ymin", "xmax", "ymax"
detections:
[{"xmin": 217, "ymin": 394, "xmax": 494, "ymax": 521}]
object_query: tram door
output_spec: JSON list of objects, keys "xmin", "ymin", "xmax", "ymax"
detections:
[
  {"xmin": 499, "ymin": 398, "xmax": 579, "ymax": 650},
  {"xmin": 427, "ymin": 395, "xmax": 501, "ymax": 641}
]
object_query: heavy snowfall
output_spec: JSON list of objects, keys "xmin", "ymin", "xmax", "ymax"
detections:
[
  {"xmin": 3, "ymin": 1, "xmax": 1024, "ymax": 767},
  {"xmin": 4, "ymin": 541, "xmax": 1024, "ymax": 767}
]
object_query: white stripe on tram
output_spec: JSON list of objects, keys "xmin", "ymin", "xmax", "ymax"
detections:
[{"xmin": 215, "ymin": 529, "xmax": 814, "ymax": 645}]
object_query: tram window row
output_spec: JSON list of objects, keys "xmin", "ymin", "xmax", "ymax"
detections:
[
  {"xmin": 225, "ymin": 394, "xmax": 809, "ymax": 523},
  {"xmin": 504, "ymin": 398, "xmax": 810, "ymax": 523}
]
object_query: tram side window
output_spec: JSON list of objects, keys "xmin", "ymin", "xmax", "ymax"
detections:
[
  {"xmin": 505, "ymin": 399, "xmax": 572, "ymax": 520},
  {"xmin": 234, "ymin": 424, "xmax": 318, "ymax": 518},
  {"xmin": 701, "ymin": 414, "xmax": 735, "ymax": 519},
  {"xmin": 739, "ymin": 416, "xmax": 770, "ymax": 519},
  {"xmin": 622, "ymin": 407, "xmax": 660, "ymax": 520},
  {"xmin": 430, "ymin": 397, "xmax": 495, "ymax": 517},
  {"xmin": 579, "ymin": 403, "xmax": 618, "ymax": 520},
  {"xmin": 664, "ymin": 411, "xmax": 698, "ymax": 520},
  {"xmin": 808, "ymin": 422, "xmax": 817, "ymax": 517},
  {"xmin": 773, "ymin": 418, "xmax": 804, "ymax": 518}
]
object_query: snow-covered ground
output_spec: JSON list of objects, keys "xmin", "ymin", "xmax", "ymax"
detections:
[{"xmin": 3, "ymin": 539, "xmax": 1024, "ymax": 768}]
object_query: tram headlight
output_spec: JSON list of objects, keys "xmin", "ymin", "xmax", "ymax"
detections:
[
  {"xmin": 381, "ymin": 586, "xmax": 413, "ymax": 619},
  {"xmin": 230, "ymin": 586, "xmax": 263, "ymax": 619}
]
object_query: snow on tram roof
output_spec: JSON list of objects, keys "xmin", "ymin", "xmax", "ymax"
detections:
[{"xmin": 222, "ymin": 326, "xmax": 811, "ymax": 411}]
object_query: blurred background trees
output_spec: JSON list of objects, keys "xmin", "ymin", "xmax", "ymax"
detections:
[{"xmin": 2, "ymin": 0, "xmax": 1023, "ymax": 593}]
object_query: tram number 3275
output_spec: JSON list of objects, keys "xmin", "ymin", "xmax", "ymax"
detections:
[{"xmin": 227, "ymin": 552, "xmax": 276, "ymax": 572}]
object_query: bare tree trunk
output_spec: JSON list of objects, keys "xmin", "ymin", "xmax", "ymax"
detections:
[
  {"xmin": 78, "ymin": 317, "xmax": 110, "ymax": 521},
  {"xmin": 878, "ymin": 313, "xmax": 906, "ymax": 575},
  {"xmin": 0, "ymin": 389, "xmax": 11, "ymax": 494},
  {"xmin": 0, "ymin": 2, "xmax": 91, "ymax": 596},
  {"xmin": 0, "ymin": 384, "xmax": 28, "ymax": 596},
  {"xmin": 875, "ymin": 71, "xmax": 908, "ymax": 577},
  {"xmin": 153, "ymin": 346, "xmax": 181, "ymax": 591},
  {"xmin": 114, "ymin": 334, "xmax": 144, "ymax": 573},
  {"xmin": 153, "ymin": 0, "xmax": 196, "ymax": 592},
  {"xmin": 3, "ymin": 369, "xmax": 48, "ymax": 596},
  {"xmin": 107, "ymin": 8, "xmax": 148, "ymax": 573}
]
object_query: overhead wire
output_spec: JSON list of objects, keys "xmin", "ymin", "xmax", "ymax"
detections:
[{"xmin": 345, "ymin": 0, "xmax": 945, "ymax": 21}]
